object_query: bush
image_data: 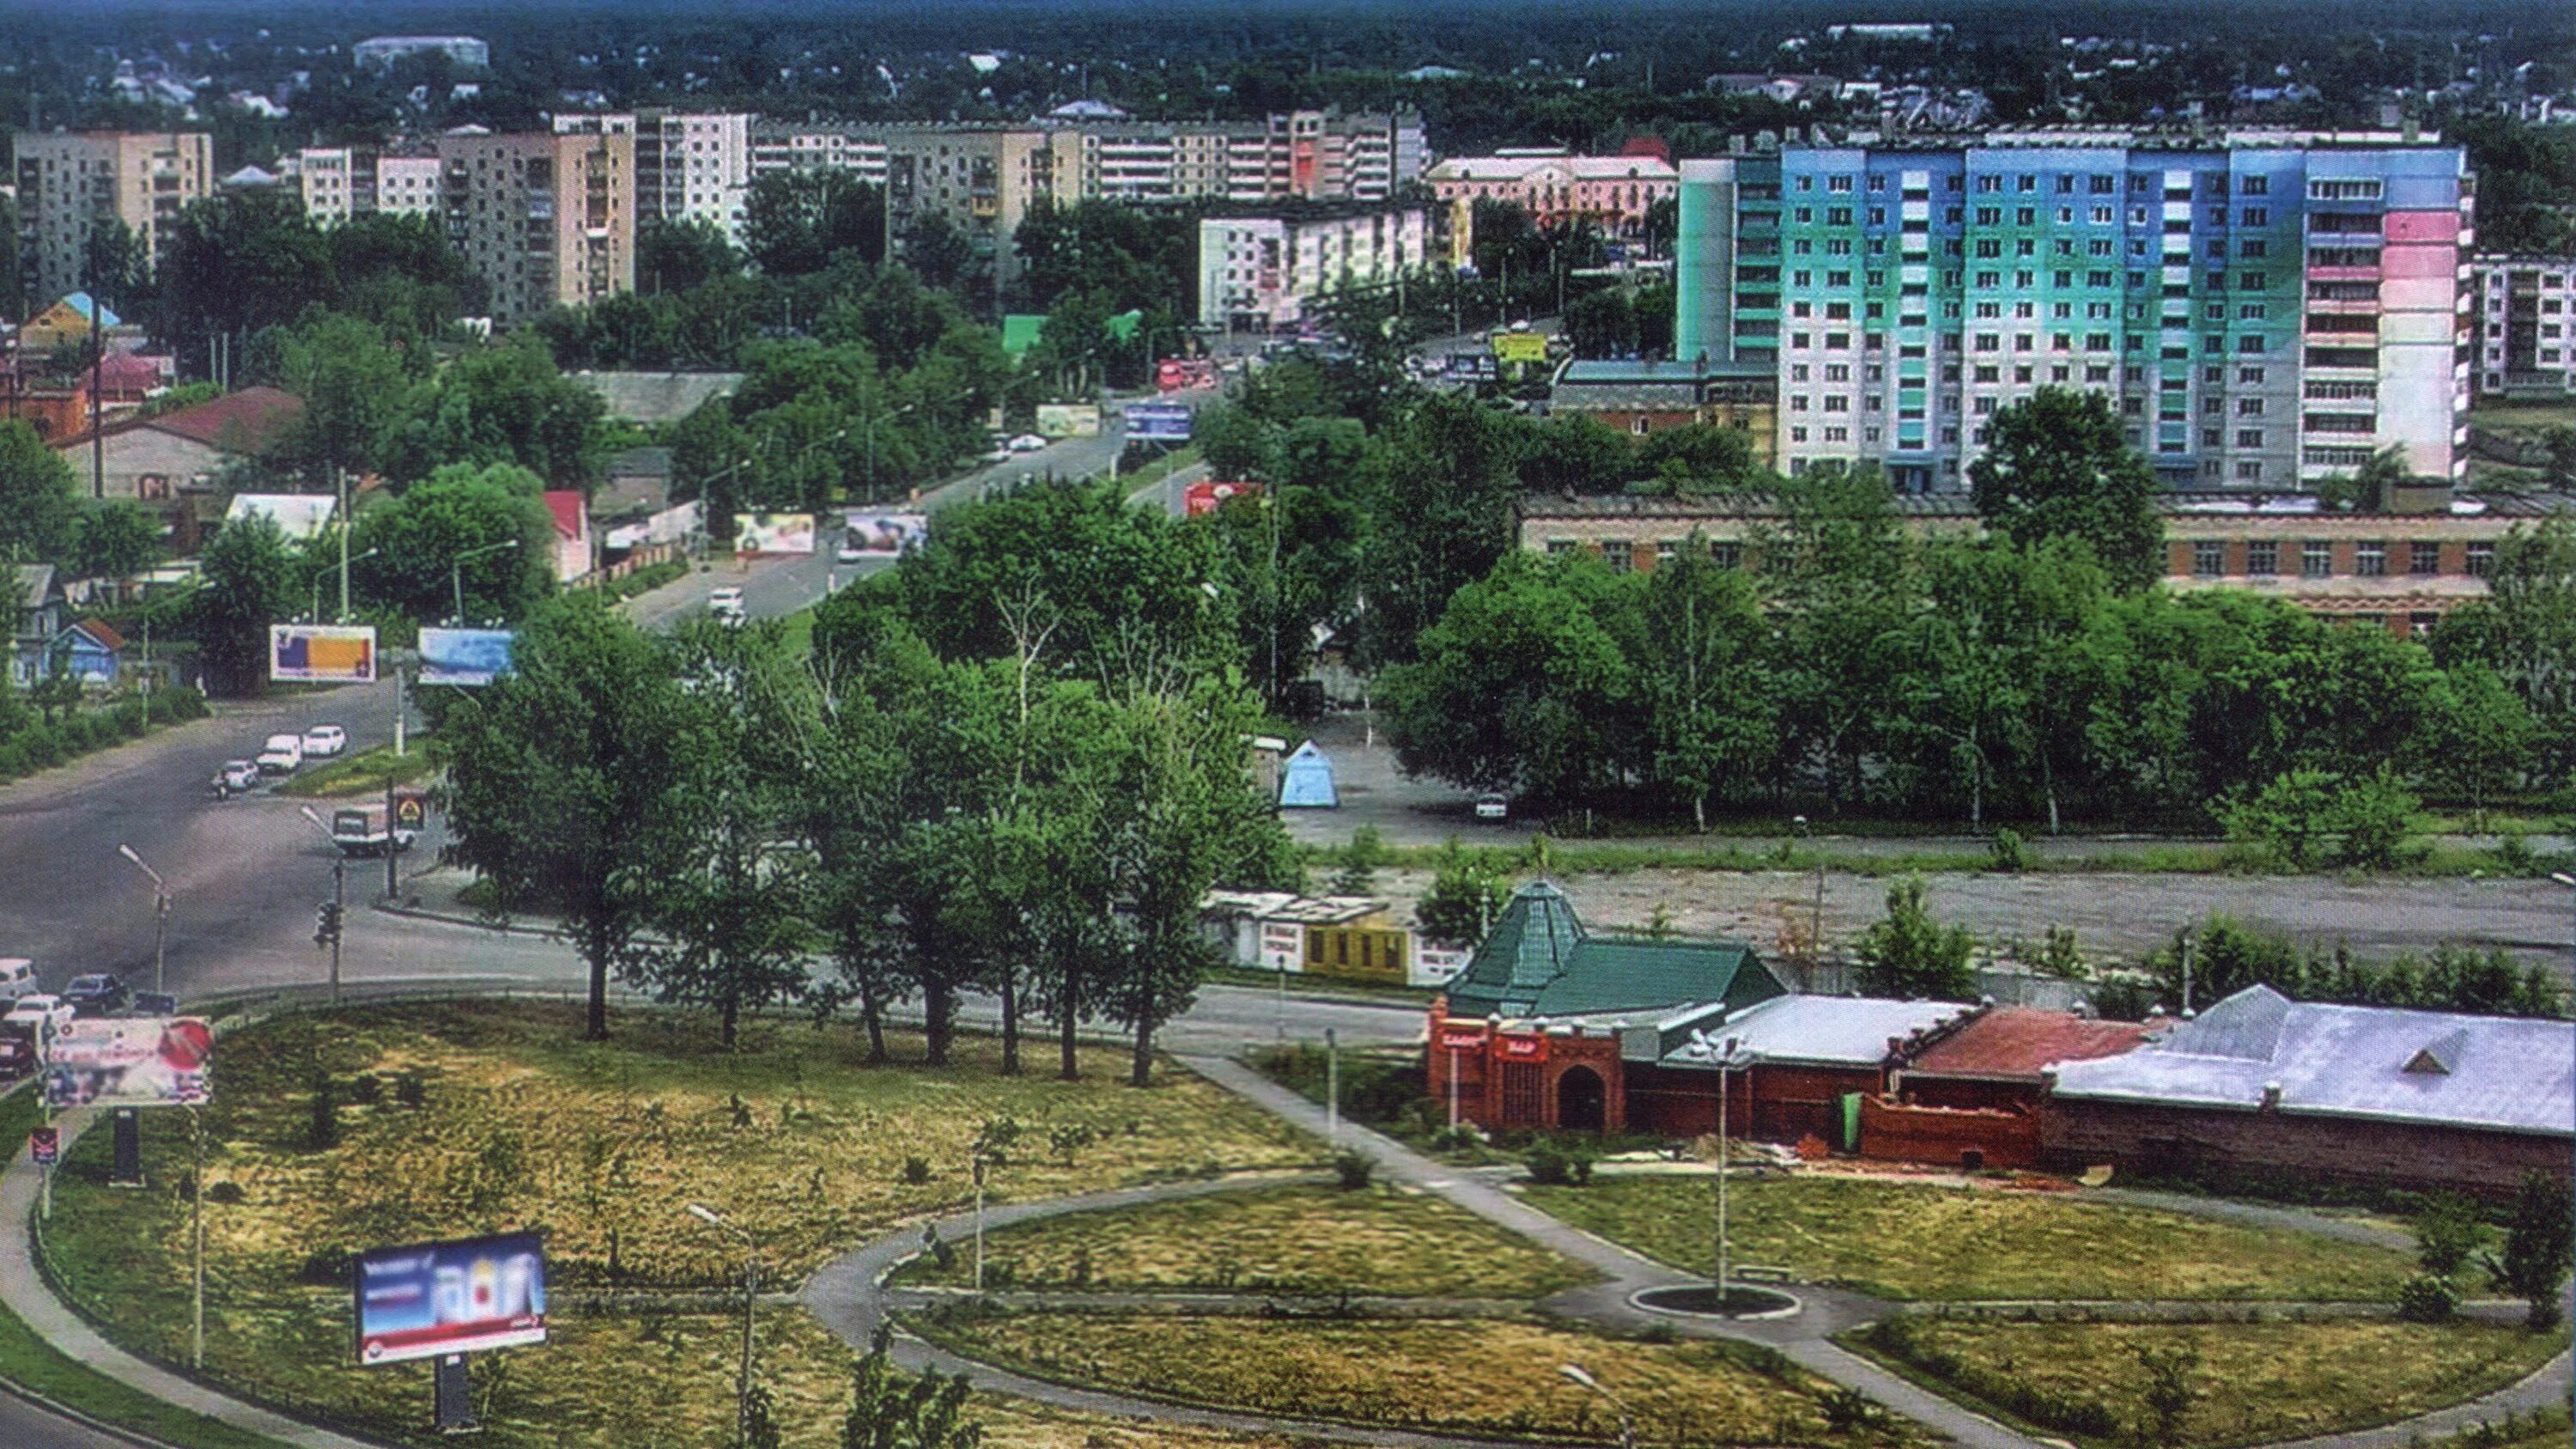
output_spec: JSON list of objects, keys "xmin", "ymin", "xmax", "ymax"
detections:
[
  {"xmin": 1331, "ymin": 1149, "xmax": 1373, "ymax": 1190},
  {"xmin": 1523, "ymin": 1138, "xmax": 1592, "ymax": 1186},
  {"xmin": 204, "ymin": 1179, "xmax": 246, "ymax": 1205},
  {"xmin": 393, "ymin": 1069, "xmax": 428, "ymax": 1109},
  {"xmin": 902, "ymin": 1155, "xmax": 933, "ymax": 1185},
  {"xmin": 306, "ymin": 1073, "xmax": 339, "ymax": 1150},
  {"xmin": 2415, "ymin": 1194, "xmax": 2482, "ymax": 1278},
  {"xmin": 2221, "ymin": 767, "xmax": 2419, "ymax": 870},
  {"xmin": 1866, "ymin": 1318, "xmax": 2121, "ymax": 1440},
  {"xmin": 1987, "ymin": 828, "xmax": 2027, "ymax": 874},
  {"xmin": 2397, "ymin": 1273, "xmax": 2458, "ymax": 1323},
  {"xmin": 921, "ymin": 1224, "xmax": 955, "ymax": 1271},
  {"xmin": 345, "ymin": 1073, "xmax": 384, "ymax": 1106}
]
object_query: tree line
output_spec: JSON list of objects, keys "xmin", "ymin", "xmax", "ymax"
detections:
[{"xmin": 439, "ymin": 479, "xmax": 1291, "ymax": 1080}]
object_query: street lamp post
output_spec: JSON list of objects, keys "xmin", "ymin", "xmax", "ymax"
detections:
[
  {"xmin": 115, "ymin": 845, "xmax": 170, "ymax": 995},
  {"xmin": 685, "ymin": 1203, "xmax": 757, "ymax": 1445},
  {"xmin": 296, "ymin": 807, "xmax": 345, "ymax": 1005},
  {"xmin": 451, "ymin": 539, "xmax": 520, "ymax": 625},
  {"xmin": 1693, "ymin": 1032, "xmax": 1747, "ymax": 1311},
  {"xmin": 1793, "ymin": 814, "xmax": 1823, "ymax": 988},
  {"xmin": 1556, "ymin": 1364, "xmax": 1636, "ymax": 1449},
  {"xmin": 312, "ymin": 550, "xmax": 379, "ymax": 624}
]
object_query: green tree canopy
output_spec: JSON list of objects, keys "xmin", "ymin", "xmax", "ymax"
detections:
[{"xmin": 1968, "ymin": 387, "xmax": 2165, "ymax": 592}]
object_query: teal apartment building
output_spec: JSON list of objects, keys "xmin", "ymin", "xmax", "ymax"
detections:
[{"xmin": 1674, "ymin": 129, "xmax": 2471, "ymax": 494}]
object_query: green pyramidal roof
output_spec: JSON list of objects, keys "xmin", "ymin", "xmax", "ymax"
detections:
[{"xmin": 1441, "ymin": 881, "xmax": 1786, "ymax": 1022}]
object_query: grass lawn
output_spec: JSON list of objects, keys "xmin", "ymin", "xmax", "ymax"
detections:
[
  {"xmin": 275, "ymin": 745, "xmax": 439, "ymax": 799},
  {"xmin": 918, "ymin": 1306, "xmax": 1928, "ymax": 1446},
  {"xmin": 895, "ymin": 1182, "xmax": 1595, "ymax": 1299},
  {"xmin": 1522, "ymin": 1175, "xmax": 2415, "ymax": 1302},
  {"xmin": 36, "ymin": 1001, "xmax": 1316, "ymax": 1447},
  {"xmin": 2468, "ymin": 399, "xmax": 2576, "ymax": 434},
  {"xmin": 1854, "ymin": 1317, "xmax": 2571, "ymax": 1448},
  {"xmin": 774, "ymin": 605, "xmax": 817, "ymax": 661}
]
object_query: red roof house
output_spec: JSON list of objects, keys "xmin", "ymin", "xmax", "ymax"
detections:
[
  {"xmin": 1891, "ymin": 1006, "xmax": 2160, "ymax": 1113},
  {"xmin": 543, "ymin": 490, "xmax": 592, "ymax": 583}
]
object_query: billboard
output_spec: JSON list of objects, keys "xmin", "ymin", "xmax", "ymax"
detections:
[
  {"xmin": 1183, "ymin": 480, "xmax": 1263, "ymax": 518},
  {"xmin": 733, "ymin": 513, "xmax": 817, "ymax": 556},
  {"xmin": 1122, "ymin": 403, "xmax": 1194, "ymax": 443},
  {"xmin": 417, "ymin": 628, "xmax": 516, "ymax": 687},
  {"xmin": 1492, "ymin": 331, "xmax": 1550, "ymax": 365},
  {"xmin": 270, "ymin": 624, "xmax": 378, "ymax": 684},
  {"xmin": 841, "ymin": 509, "xmax": 928, "ymax": 557},
  {"xmin": 355, "ymin": 1233, "xmax": 548, "ymax": 1366},
  {"xmin": 41, "ymin": 1017, "xmax": 212, "ymax": 1110},
  {"xmin": 1157, "ymin": 358, "xmax": 1218, "ymax": 392},
  {"xmin": 1034, "ymin": 404, "xmax": 1101, "ymax": 439}
]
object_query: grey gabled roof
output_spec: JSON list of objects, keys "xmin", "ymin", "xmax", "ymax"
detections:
[{"xmin": 2049, "ymin": 985, "xmax": 2575, "ymax": 1138}]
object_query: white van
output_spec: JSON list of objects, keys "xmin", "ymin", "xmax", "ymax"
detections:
[
  {"xmin": 258, "ymin": 734, "xmax": 305, "ymax": 774},
  {"xmin": 0, "ymin": 959, "xmax": 34, "ymax": 1003}
]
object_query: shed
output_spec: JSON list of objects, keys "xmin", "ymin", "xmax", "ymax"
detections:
[{"xmin": 1277, "ymin": 740, "xmax": 1339, "ymax": 808}]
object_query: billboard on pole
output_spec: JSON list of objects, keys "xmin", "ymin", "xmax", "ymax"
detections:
[
  {"xmin": 355, "ymin": 1233, "xmax": 548, "ymax": 1366},
  {"xmin": 41, "ymin": 1018, "xmax": 212, "ymax": 1109},
  {"xmin": 417, "ymin": 628, "xmax": 516, "ymax": 687},
  {"xmin": 270, "ymin": 624, "xmax": 378, "ymax": 684},
  {"xmin": 841, "ymin": 509, "xmax": 928, "ymax": 557},
  {"xmin": 1121, "ymin": 403, "xmax": 1193, "ymax": 443},
  {"xmin": 733, "ymin": 513, "xmax": 816, "ymax": 556},
  {"xmin": 1034, "ymin": 403, "xmax": 1101, "ymax": 438}
]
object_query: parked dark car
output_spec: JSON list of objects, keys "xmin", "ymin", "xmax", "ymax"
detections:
[
  {"xmin": 0, "ymin": 1022, "xmax": 36, "ymax": 1081},
  {"xmin": 61, "ymin": 973, "xmax": 128, "ymax": 1015},
  {"xmin": 130, "ymin": 991, "xmax": 179, "ymax": 1019}
]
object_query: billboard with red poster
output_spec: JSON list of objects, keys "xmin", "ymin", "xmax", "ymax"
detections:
[
  {"xmin": 1157, "ymin": 358, "xmax": 1217, "ymax": 391},
  {"xmin": 41, "ymin": 1018, "xmax": 212, "ymax": 1109},
  {"xmin": 1183, "ymin": 480, "xmax": 1263, "ymax": 518}
]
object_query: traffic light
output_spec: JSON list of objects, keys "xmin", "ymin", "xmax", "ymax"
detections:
[{"xmin": 313, "ymin": 900, "xmax": 343, "ymax": 948}]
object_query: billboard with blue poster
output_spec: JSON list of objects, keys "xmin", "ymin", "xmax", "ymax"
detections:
[{"xmin": 355, "ymin": 1233, "xmax": 548, "ymax": 1366}]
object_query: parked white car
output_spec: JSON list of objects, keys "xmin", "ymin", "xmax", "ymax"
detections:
[
  {"xmin": 1006, "ymin": 433, "xmax": 1048, "ymax": 454},
  {"xmin": 300, "ymin": 723, "xmax": 348, "ymax": 758},
  {"xmin": 257, "ymin": 734, "xmax": 305, "ymax": 775},
  {"xmin": 1473, "ymin": 793, "xmax": 1511, "ymax": 821},
  {"xmin": 707, "ymin": 587, "xmax": 748, "ymax": 624},
  {"xmin": 3, "ymin": 994, "xmax": 73, "ymax": 1041}
]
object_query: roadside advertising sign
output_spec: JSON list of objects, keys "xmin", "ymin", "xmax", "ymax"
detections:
[
  {"xmin": 41, "ymin": 1018, "xmax": 213, "ymax": 1109},
  {"xmin": 1492, "ymin": 332, "xmax": 1550, "ymax": 365},
  {"xmin": 392, "ymin": 790, "xmax": 429, "ymax": 833},
  {"xmin": 269, "ymin": 624, "xmax": 378, "ymax": 684},
  {"xmin": 1122, "ymin": 403, "xmax": 1194, "ymax": 442},
  {"xmin": 841, "ymin": 510, "xmax": 929, "ymax": 557},
  {"xmin": 28, "ymin": 1128, "xmax": 56, "ymax": 1165},
  {"xmin": 355, "ymin": 1233, "xmax": 548, "ymax": 1366},
  {"xmin": 416, "ymin": 628, "xmax": 516, "ymax": 687},
  {"xmin": 1182, "ymin": 480, "xmax": 1263, "ymax": 518},
  {"xmin": 1034, "ymin": 403, "xmax": 1101, "ymax": 438},
  {"xmin": 733, "ymin": 513, "xmax": 817, "ymax": 556}
]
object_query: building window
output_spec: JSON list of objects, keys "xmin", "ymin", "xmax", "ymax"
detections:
[
  {"xmin": 2355, "ymin": 540, "xmax": 2386, "ymax": 577},
  {"xmin": 1710, "ymin": 541, "xmax": 1742, "ymax": 569},
  {"xmin": 2246, "ymin": 540, "xmax": 2278, "ymax": 576},
  {"xmin": 2192, "ymin": 541, "xmax": 2225, "ymax": 577},
  {"xmin": 1546, "ymin": 539, "xmax": 1577, "ymax": 557},
  {"xmin": 2409, "ymin": 612, "xmax": 2439, "ymax": 637},
  {"xmin": 2302, "ymin": 540, "xmax": 2332, "ymax": 578},
  {"xmin": 2468, "ymin": 541, "xmax": 2495, "ymax": 578},
  {"xmin": 2409, "ymin": 541, "xmax": 2440, "ymax": 576},
  {"xmin": 1601, "ymin": 539, "xmax": 1633, "ymax": 574}
]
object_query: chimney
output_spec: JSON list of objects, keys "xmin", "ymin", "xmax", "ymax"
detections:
[{"xmin": 2260, "ymin": 1081, "xmax": 2282, "ymax": 1111}]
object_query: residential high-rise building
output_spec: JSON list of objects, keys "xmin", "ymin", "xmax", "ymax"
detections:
[
  {"xmin": 875, "ymin": 125, "xmax": 1084, "ymax": 292},
  {"xmin": 1427, "ymin": 149, "xmax": 1680, "ymax": 238},
  {"xmin": 1674, "ymin": 152, "xmax": 1783, "ymax": 374},
  {"xmin": 298, "ymin": 147, "xmax": 444, "ymax": 226},
  {"xmin": 1197, "ymin": 203, "xmax": 1429, "ymax": 330},
  {"xmin": 624, "ymin": 111, "xmax": 753, "ymax": 242},
  {"xmin": 14, "ymin": 131, "xmax": 214, "ymax": 304},
  {"xmin": 2470, "ymin": 254, "xmax": 2576, "ymax": 399},
  {"xmin": 748, "ymin": 123, "xmax": 890, "ymax": 185},
  {"xmin": 436, "ymin": 125, "xmax": 635, "ymax": 324},
  {"xmin": 1675, "ymin": 129, "xmax": 2474, "ymax": 493}
]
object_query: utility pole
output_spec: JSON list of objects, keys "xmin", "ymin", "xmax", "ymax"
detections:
[
  {"xmin": 1325, "ymin": 1027, "xmax": 1340, "ymax": 1144},
  {"xmin": 191, "ymin": 1106, "xmax": 205, "ymax": 1369},
  {"xmin": 336, "ymin": 467, "xmax": 350, "ymax": 620}
]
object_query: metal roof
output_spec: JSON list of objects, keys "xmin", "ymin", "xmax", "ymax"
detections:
[
  {"xmin": 1442, "ymin": 882, "xmax": 1783, "ymax": 1022},
  {"xmin": 1901, "ymin": 1006, "xmax": 2158, "ymax": 1082},
  {"xmin": 1658, "ymin": 994, "xmax": 1972, "ymax": 1071},
  {"xmin": 2047, "ymin": 986, "xmax": 2576, "ymax": 1137}
]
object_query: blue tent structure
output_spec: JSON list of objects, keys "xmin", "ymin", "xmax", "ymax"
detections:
[{"xmin": 1278, "ymin": 740, "xmax": 1339, "ymax": 808}]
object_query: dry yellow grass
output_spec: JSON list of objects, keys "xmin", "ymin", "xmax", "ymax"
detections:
[
  {"xmin": 923, "ymin": 1308, "xmax": 1928, "ymax": 1446},
  {"xmin": 897, "ymin": 1182, "xmax": 1595, "ymax": 1298},
  {"xmin": 1880, "ymin": 1318, "xmax": 2569, "ymax": 1447}
]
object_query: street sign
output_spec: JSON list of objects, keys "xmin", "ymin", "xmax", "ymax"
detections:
[
  {"xmin": 29, "ymin": 1127, "xmax": 58, "ymax": 1166},
  {"xmin": 392, "ymin": 791, "xmax": 428, "ymax": 832}
]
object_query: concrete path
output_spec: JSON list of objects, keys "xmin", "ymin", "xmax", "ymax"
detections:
[{"xmin": 0, "ymin": 1111, "xmax": 378, "ymax": 1449}]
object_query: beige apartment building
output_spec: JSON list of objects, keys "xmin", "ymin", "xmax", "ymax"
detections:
[
  {"xmin": 14, "ymin": 131, "xmax": 213, "ymax": 303},
  {"xmin": 875, "ymin": 125, "xmax": 1084, "ymax": 292},
  {"xmin": 436, "ymin": 125, "xmax": 635, "ymax": 324}
]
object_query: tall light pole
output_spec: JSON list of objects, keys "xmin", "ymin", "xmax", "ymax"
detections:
[
  {"xmin": 2553, "ymin": 875, "xmax": 2574, "ymax": 997},
  {"xmin": 1794, "ymin": 814, "xmax": 1822, "ymax": 989},
  {"xmin": 115, "ymin": 845, "xmax": 169, "ymax": 995},
  {"xmin": 296, "ymin": 807, "xmax": 345, "ymax": 1005},
  {"xmin": 1694, "ymin": 1032, "xmax": 1747, "ymax": 1310},
  {"xmin": 1556, "ymin": 1364, "xmax": 1636, "ymax": 1449},
  {"xmin": 312, "ymin": 550, "xmax": 377, "ymax": 624},
  {"xmin": 451, "ymin": 539, "xmax": 520, "ymax": 624},
  {"xmin": 685, "ymin": 1203, "xmax": 756, "ymax": 1445}
]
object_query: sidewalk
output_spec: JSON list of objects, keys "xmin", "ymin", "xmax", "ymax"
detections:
[{"xmin": 0, "ymin": 1112, "xmax": 378, "ymax": 1449}]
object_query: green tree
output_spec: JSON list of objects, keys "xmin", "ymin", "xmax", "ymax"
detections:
[
  {"xmin": 155, "ymin": 190, "xmax": 332, "ymax": 355},
  {"xmin": 1760, "ymin": 461, "xmax": 1918, "ymax": 807},
  {"xmin": 440, "ymin": 594, "xmax": 690, "ymax": 1039},
  {"xmin": 185, "ymin": 510, "xmax": 300, "ymax": 696},
  {"xmin": 636, "ymin": 218, "xmax": 742, "ymax": 295},
  {"xmin": 2433, "ymin": 511, "xmax": 2576, "ymax": 780},
  {"xmin": 64, "ymin": 501, "xmax": 161, "ymax": 581},
  {"xmin": 257, "ymin": 310, "xmax": 420, "ymax": 482},
  {"xmin": 1518, "ymin": 415, "xmax": 1637, "ymax": 496},
  {"xmin": 2409, "ymin": 663, "xmax": 2536, "ymax": 831},
  {"xmin": 2313, "ymin": 444, "xmax": 2412, "ymax": 514},
  {"xmin": 1328, "ymin": 825, "xmax": 1386, "ymax": 897},
  {"xmin": 1634, "ymin": 549, "xmax": 1777, "ymax": 831},
  {"xmin": 2219, "ymin": 767, "xmax": 2420, "ymax": 870},
  {"xmin": 744, "ymin": 171, "xmax": 884, "ymax": 277},
  {"xmin": 1356, "ymin": 392, "xmax": 1532, "ymax": 667},
  {"xmin": 841, "ymin": 1325, "xmax": 983, "ymax": 1449},
  {"xmin": 0, "ymin": 421, "xmax": 82, "ymax": 563},
  {"xmin": 1414, "ymin": 843, "xmax": 1513, "ymax": 947},
  {"xmin": 79, "ymin": 218, "xmax": 150, "ymax": 321},
  {"xmin": 2486, "ymin": 1170, "xmax": 2573, "ymax": 1331},
  {"xmin": 2414, "ymin": 1195, "xmax": 2482, "ymax": 1280},
  {"xmin": 352, "ymin": 462, "xmax": 557, "ymax": 624},
  {"xmin": 633, "ymin": 623, "xmax": 817, "ymax": 1049},
  {"xmin": 1967, "ymin": 387, "xmax": 2165, "ymax": 593},
  {"xmin": 381, "ymin": 337, "xmax": 608, "ymax": 491},
  {"xmin": 1853, "ymin": 878, "xmax": 1975, "ymax": 1000}
]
